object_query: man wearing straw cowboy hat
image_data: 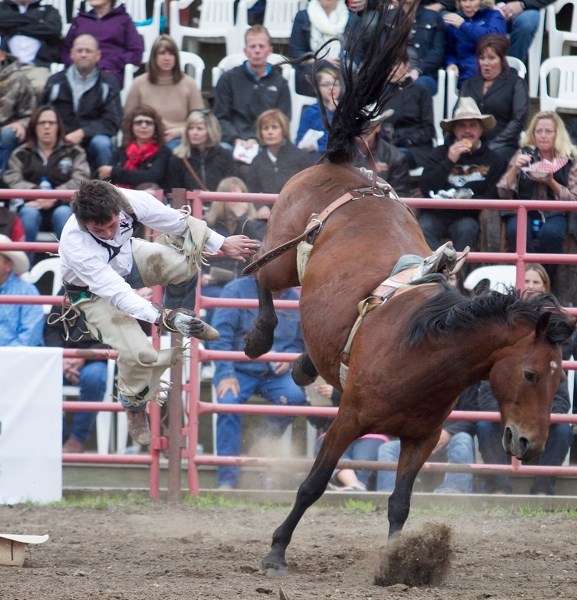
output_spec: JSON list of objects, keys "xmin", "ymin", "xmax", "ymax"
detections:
[
  {"xmin": 0, "ymin": 233, "xmax": 44, "ymax": 346},
  {"xmin": 418, "ymin": 97, "xmax": 506, "ymax": 253}
]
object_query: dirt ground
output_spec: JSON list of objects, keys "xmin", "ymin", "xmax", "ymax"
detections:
[{"xmin": 2, "ymin": 498, "xmax": 577, "ymax": 600}]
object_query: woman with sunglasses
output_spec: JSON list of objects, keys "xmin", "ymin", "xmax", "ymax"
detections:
[
  {"xmin": 124, "ymin": 35, "xmax": 204, "ymax": 150},
  {"xmin": 97, "ymin": 105, "xmax": 171, "ymax": 191},
  {"xmin": 168, "ymin": 110, "xmax": 237, "ymax": 193}
]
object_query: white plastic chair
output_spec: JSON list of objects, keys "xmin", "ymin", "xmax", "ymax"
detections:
[
  {"xmin": 539, "ymin": 56, "xmax": 577, "ymax": 112},
  {"xmin": 169, "ymin": 0, "xmax": 236, "ymax": 53},
  {"xmin": 179, "ymin": 50, "xmax": 206, "ymax": 91},
  {"xmin": 547, "ymin": 0, "xmax": 577, "ymax": 60},
  {"xmin": 464, "ymin": 265, "xmax": 518, "ymax": 294},
  {"xmin": 506, "ymin": 56, "xmax": 527, "ymax": 79},
  {"xmin": 20, "ymin": 257, "xmax": 62, "ymax": 314},
  {"xmin": 432, "ymin": 69, "xmax": 446, "ymax": 145},
  {"xmin": 527, "ymin": 7, "xmax": 546, "ymax": 98},
  {"xmin": 263, "ymin": 0, "xmax": 301, "ymax": 44}
]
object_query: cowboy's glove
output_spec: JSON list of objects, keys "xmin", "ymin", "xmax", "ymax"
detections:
[{"xmin": 158, "ymin": 307, "xmax": 220, "ymax": 340}]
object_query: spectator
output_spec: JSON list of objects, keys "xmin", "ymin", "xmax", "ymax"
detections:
[
  {"xmin": 496, "ymin": 0, "xmax": 556, "ymax": 65},
  {"xmin": 124, "ymin": 34, "xmax": 204, "ymax": 151},
  {"xmin": 497, "ymin": 110, "xmax": 577, "ymax": 279},
  {"xmin": 377, "ymin": 384, "xmax": 479, "ymax": 494},
  {"xmin": 0, "ymin": 197, "xmax": 25, "ymax": 241},
  {"xmin": 213, "ymin": 25, "xmax": 291, "ymax": 158},
  {"xmin": 45, "ymin": 293, "xmax": 110, "ymax": 453},
  {"xmin": 210, "ymin": 275, "xmax": 307, "ymax": 489},
  {"xmin": 246, "ymin": 109, "xmax": 317, "ymax": 195},
  {"xmin": 58, "ymin": 180, "xmax": 260, "ymax": 446},
  {"xmin": 419, "ymin": 97, "xmax": 504, "ymax": 252},
  {"xmin": 289, "ymin": 0, "xmax": 363, "ymax": 96},
  {"xmin": 444, "ymin": 0, "xmax": 506, "ymax": 88},
  {"xmin": 0, "ymin": 0, "xmax": 62, "ymax": 94},
  {"xmin": 353, "ymin": 108, "xmax": 410, "ymax": 197},
  {"xmin": 167, "ymin": 110, "xmax": 236, "ymax": 193},
  {"xmin": 0, "ymin": 234, "xmax": 44, "ymax": 346},
  {"xmin": 296, "ymin": 66, "xmax": 340, "ymax": 156},
  {"xmin": 234, "ymin": 0, "xmax": 266, "ymax": 25},
  {"xmin": 311, "ymin": 381, "xmax": 388, "ymax": 491},
  {"xmin": 41, "ymin": 34, "xmax": 122, "ymax": 174},
  {"xmin": 3, "ymin": 105, "xmax": 90, "ymax": 247},
  {"xmin": 97, "ymin": 105, "xmax": 171, "ymax": 191},
  {"xmin": 386, "ymin": 0, "xmax": 447, "ymax": 96},
  {"xmin": 458, "ymin": 34, "xmax": 528, "ymax": 164},
  {"xmin": 380, "ymin": 56, "xmax": 436, "ymax": 170},
  {"xmin": 0, "ymin": 35, "xmax": 36, "ymax": 176},
  {"xmin": 60, "ymin": 0, "xmax": 144, "ymax": 89},
  {"xmin": 477, "ymin": 263, "xmax": 573, "ymax": 495}
]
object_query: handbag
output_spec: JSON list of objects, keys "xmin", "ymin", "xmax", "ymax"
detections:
[{"xmin": 182, "ymin": 157, "xmax": 208, "ymax": 191}]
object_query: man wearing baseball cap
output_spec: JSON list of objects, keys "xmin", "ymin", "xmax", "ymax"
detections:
[{"xmin": 0, "ymin": 233, "xmax": 44, "ymax": 346}]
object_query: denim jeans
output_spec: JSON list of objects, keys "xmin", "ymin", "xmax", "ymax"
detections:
[
  {"xmin": 215, "ymin": 369, "xmax": 307, "ymax": 487},
  {"xmin": 376, "ymin": 432, "xmax": 475, "ymax": 493},
  {"xmin": 418, "ymin": 211, "xmax": 479, "ymax": 252},
  {"xmin": 63, "ymin": 360, "xmax": 108, "ymax": 444},
  {"xmin": 0, "ymin": 126, "xmax": 20, "ymax": 174},
  {"xmin": 18, "ymin": 203, "xmax": 73, "ymax": 241},
  {"xmin": 477, "ymin": 421, "xmax": 573, "ymax": 495},
  {"xmin": 85, "ymin": 135, "xmax": 114, "ymax": 171},
  {"xmin": 414, "ymin": 74, "xmax": 438, "ymax": 96},
  {"xmin": 508, "ymin": 9, "xmax": 540, "ymax": 64}
]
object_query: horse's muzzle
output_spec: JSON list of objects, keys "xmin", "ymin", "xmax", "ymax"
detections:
[{"xmin": 502, "ymin": 424, "xmax": 542, "ymax": 461}]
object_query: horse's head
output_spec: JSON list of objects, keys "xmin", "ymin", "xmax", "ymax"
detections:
[{"xmin": 489, "ymin": 312, "xmax": 569, "ymax": 461}]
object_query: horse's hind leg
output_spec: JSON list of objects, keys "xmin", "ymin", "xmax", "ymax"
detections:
[
  {"xmin": 244, "ymin": 279, "xmax": 278, "ymax": 358},
  {"xmin": 262, "ymin": 413, "xmax": 361, "ymax": 576},
  {"xmin": 292, "ymin": 352, "xmax": 318, "ymax": 386}
]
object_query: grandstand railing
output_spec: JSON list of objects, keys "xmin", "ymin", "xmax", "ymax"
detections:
[{"xmin": 2, "ymin": 187, "xmax": 577, "ymax": 499}]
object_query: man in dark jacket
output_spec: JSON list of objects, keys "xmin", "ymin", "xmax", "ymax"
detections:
[
  {"xmin": 213, "ymin": 26, "xmax": 291, "ymax": 153},
  {"xmin": 41, "ymin": 34, "xmax": 121, "ymax": 173},
  {"xmin": 419, "ymin": 97, "xmax": 506, "ymax": 252},
  {"xmin": 0, "ymin": 0, "xmax": 62, "ymax": 94}
]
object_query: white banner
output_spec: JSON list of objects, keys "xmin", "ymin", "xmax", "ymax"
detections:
[{"xmin": 0, "ymin": 347, "xmax": 63, "ymax": 504}]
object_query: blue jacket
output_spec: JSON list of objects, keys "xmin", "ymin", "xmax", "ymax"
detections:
[
  {"xmin": 0, "ymin": 272, "xmax": 44, "ymax": 347},
  {"xmin": 445, "ymin": 8, "xmax": 506, "ymax": 86},
  {"xmin": 296, "ymin": 102, "xmax": 333, "ymax": 153},
  {"xmin": 211, "ymin": 276, "xmax": 304, "ymax": 381}
]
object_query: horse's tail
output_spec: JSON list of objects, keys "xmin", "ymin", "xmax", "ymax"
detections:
[{"xmin": 319, "ymin": 1, "xmax": 418, "ymax": 165}]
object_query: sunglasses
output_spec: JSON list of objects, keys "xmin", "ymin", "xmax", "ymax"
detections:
[
  {"xmin": 191, "ymin": 109, "xmax": 212, "ymax": 116},
  {"xmin": 133, "ymin": 119, "xmax": 155, "ymax": 127}
]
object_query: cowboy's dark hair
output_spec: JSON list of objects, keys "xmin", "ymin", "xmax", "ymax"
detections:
[{"xmin": 71, "ymin": 180, "xmax": 125, "ymax": 225}]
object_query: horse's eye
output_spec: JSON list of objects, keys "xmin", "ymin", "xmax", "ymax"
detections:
[{"xmin": 523, "ymin": 370, "xmax": 538, "ymax": 383}]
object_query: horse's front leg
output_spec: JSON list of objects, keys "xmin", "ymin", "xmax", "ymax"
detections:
[
  {"xmin": 244, "ymin": 279, "xmax": 278, "ymax": 358},
  {"xmin": 388, "ymin": 434, "xmax": 440, "ymax": 538},
  {"xmin": 262, "ymin": 413, "xmax": 361, "ymax": 576}
]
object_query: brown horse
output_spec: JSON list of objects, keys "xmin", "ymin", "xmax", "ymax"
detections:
[{"xmin": 242, "ymin": 1, "xmax": 576, "ymax": 577}]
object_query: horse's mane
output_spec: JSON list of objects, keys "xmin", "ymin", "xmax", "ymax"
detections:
[
  {"xmin": 402, "ymin": 283, "xmax": 576, "ymax": 348},
  {"xmin": 306, "ymin": 1, "xmax": 417, "ymax": 165}
]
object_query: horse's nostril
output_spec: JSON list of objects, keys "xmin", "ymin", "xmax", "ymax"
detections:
[
  {"xmin": 518, "ymin": 437, "xmax": 530, "ymax": 456},
  {"xmin": 504, "ymin": 426, "xmax": 513, "ymax": 445}
]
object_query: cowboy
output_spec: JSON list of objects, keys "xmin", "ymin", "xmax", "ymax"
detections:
[
  {"xmin": 58, "ymin": 180, "xmax": 261, "ymax": 445},
  {"xmin": 418, "ymin": 97, "xmax": 506, "ymax": 252},
  {"xmin": 0, "ymin": 233, "xmax": 44, "ymax": 346}
]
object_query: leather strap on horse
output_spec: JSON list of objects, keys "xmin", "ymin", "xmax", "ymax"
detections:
[{"xmin": 243, "ymin": 186, "xmax": 389, "ymax": 276}]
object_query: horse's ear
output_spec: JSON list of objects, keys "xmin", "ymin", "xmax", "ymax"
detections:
[{"xmin": 535, "ymin": 312, "xmax": 552, "ymax": 340}]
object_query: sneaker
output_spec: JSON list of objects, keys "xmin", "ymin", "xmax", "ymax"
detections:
[
  {"xmin": 126, "ymin": 411, "xmax": 150, "ymax": 445},
  {"xmin": 62, "ymin": 437, "xmax": 85, "ymax": 453}
]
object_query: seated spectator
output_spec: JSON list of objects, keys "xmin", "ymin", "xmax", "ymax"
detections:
[
  {"xmin": 477, "ymin": 263, "xmax": 573, "ymax": 495},
  {"xmin": 41, "ymin": 34, "xmax": 122, "ymax": 174},
  {"xmin": 311, "ymin": 380, "xmax": 388, "ymax": 491},
  {"xmin": 97, "ymin": 105, "xmax": 171, "ymax": 191},
  {"xmin": 124, "ymin": 34, "xmax": 204, "ymax": 151},
  {"xmin": 377, "ymin": 384, "xmax": 479, "ymax": 494},
  {"xmin": 0, "ymin": 36, "xmax": 36, "ymax": 176},
  {"xmin": 444, "ymin": 0, "xmax": 506, "ymax": 88},
  {"xmin": 167, "ymin": 110, "xmax": 236, "ymax": 193},
  {"xmin": 45, "ymin": 292, "xmax": 110, "ymax": 453},
  {"xmin": 289, "ymin": 0, "xmax": 362, "ymax": 96},
  {"xmin": 213, "ymin": 25, "xmax": 291, "ymax": 158},
  {"xmin": 210, "ymin": 275, "xmax": 307, "ymax": 490},
  {"xmin": 246, "ymin": 109, "xmax": 316, "ymax": 195},
  {"xmin": 296, "ymin": 66, "xmax": 340, "ymax": 156},
  {"xmin": 458, "ymin": 34, "xmax": 528, "ymax": 163},
  {"xmin": 4, "ymin": 105, "xmax": 90, "ymax": 247},
  {"xmin": 0, "ymin": 197, "xmax": 25, "ymax": 242},
  {"xmin": 419, "ymin": 97, "xmax": 504, "ymax": 252},
  {"xmin": 0, "ymin": 0, "xmax": 62, "ymax": 94},
  {"xmin": 497, "ymin": 111, "xmax": 577, "ymax": 280},
  {"xmin": 380, "ymin": 56, "xmax": 436, "ymax": 170},
  {"xmin": 0, "ymin": 234, "xmax": 44, "ymax": 346},
  {"xmin": 353, "ymin": 108, "xmax": 410, "ymax": 197},
  {"xmin": 202, "ymin": 176, "xmax": 265, "ymax": 325},
  {"xmin": 61, "ymin": 0, "xmax": 144, "ymax": 89},
  {"xmin": 386, "ymin": 0, "xmax": 446, "ymax": 96}
]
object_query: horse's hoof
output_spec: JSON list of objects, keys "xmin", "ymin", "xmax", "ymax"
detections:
[
  {"xmin": 292, "ymin": 353, "xmax": 318, "ymax": 386},
  {"xmin": 263, "ymin": 565, "xmax": 287, "ymax": 578}
]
